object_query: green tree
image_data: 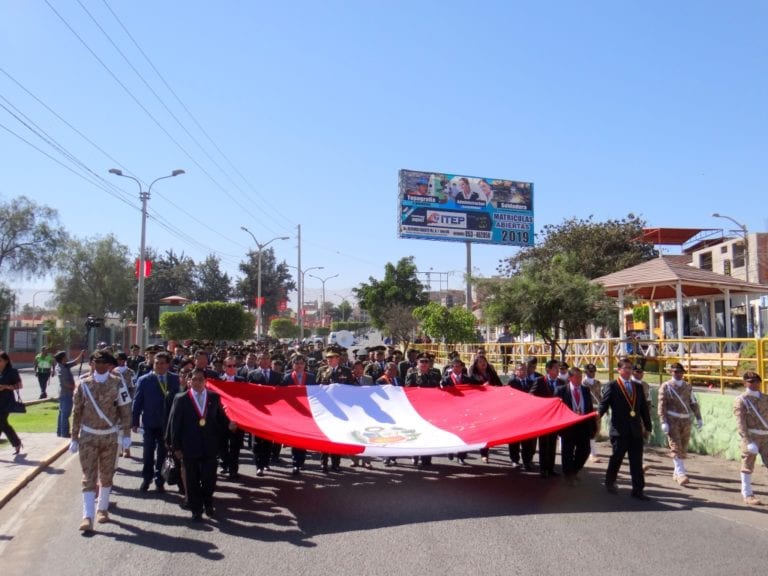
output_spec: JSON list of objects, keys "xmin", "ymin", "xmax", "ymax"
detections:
[
  {"xmin": 159, "ymin": 311, "xmax": 198, "ymax": 341},
  {"xmin": 186, "ymin": 302, "xmax": 254, "ymax": 341},
  {"xmin": 497, "ymin": 214, "xmax": 656, "ymax": 279},
  {"xmin": 413, "ymin": 301, "xmax": 477, "ymax": 344},
  {"xmin": 0, "ymin": 284, "xmax": 15, "ymax": 323},
  {"xmin": 236, "ymin": 248, "xmax": 295, "ymax": 320},
  {"xmin": 270, "ymin": 317, "xmax": 297, "ymax": 339},
  {"xmin": 0, "ymin": 195, "xmax": 69, "ymax": 278},
  {"xmin": 143, "ymin": 249, "xmax": 197, "ymax": 327},
  {"xmin": 194, "ymin": 254, "xmax": 232, "ymax": 302},
  {"xmin": 335, "ymin": 300, "xmax": 353, "ymax": 322},
  {"xmin": 480, "ymin": 254, "xmax": 615, "ymax": 359},
  {"xmin": 54, "ymin": 235, "xmax": 134, "ymax": 321},
  {"xmin": 353, "ymin": 257, "xmax": 428, "ymax": 330}
]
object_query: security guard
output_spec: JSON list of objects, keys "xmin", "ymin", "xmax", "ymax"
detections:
[
  {"xmin": 658, "ymin": 362, "xmax": 702, "ymax": 485},
  {"xmin": 70, "ymin": 351, "xmax": 132, "ymax": 532},
  {"xmin": 734, "ymin": 371, "xmax": 768, "ymax": 506}
]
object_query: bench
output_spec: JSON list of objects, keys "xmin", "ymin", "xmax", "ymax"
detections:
[{"xmin": 683, "ymin": 352, "xmax": 741, "ymax": 376}]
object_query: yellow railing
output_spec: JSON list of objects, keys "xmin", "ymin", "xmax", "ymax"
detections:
[{"xmin": 416, "ymin": 337, "xmax": 766, "ymax": 394}]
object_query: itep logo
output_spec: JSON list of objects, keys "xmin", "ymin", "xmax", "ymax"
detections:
[{"xmin": 426, "ymin": 211, "xmax": 467, "ymax": 229}]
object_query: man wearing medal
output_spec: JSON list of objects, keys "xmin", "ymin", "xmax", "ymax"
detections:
[
  {"xmin": 599, "ymin": 358, "xmax": 653, "ymax": 500},
  {"xmin": 169, "ymin": 368, "xmax": 233, "ymax": 521}
]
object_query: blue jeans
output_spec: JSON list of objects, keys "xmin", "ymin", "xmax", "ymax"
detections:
[{"xmin": 57, "ymin": 394, "xmax": 73, "ymax": 437}]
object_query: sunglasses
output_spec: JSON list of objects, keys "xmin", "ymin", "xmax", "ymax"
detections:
[{"xmin": 225, "ymin": 364, "xmax": 236, "ymax": 368}]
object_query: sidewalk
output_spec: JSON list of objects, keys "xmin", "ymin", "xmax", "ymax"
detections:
[{"xmin": 0, "ymin": 432, "xmax": 69, "ymax": 509}]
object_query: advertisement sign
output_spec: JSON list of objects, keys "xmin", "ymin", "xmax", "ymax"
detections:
[{"xmin": 398, "ymin": 169, "xmax": 534, "ymax": 246}]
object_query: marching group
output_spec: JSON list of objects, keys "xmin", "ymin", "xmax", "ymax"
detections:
[{"xmin": 1, "ymin": 338, "xmax": 767, "ymax": 533}]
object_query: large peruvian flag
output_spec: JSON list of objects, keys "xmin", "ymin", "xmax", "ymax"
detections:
[{"xmin": 206, "ymin": 381, "xmax": 596, "ymax": 457}]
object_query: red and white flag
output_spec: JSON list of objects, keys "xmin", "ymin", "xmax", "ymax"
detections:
[{"xmin": 207, "ymin": 381, "xmax": 594, "ymax": 457}]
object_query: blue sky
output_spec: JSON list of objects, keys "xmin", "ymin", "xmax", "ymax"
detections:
[{"xmin": 2, "ymin": 1, "xmax": 766, "ymax": 309}]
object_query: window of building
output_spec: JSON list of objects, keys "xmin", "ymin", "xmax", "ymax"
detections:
[
  {"xmin": 699, "ymin": 251, "xmax": 713, "ymax": 271},
  {"xmin": 723, "ymin": 260, "xmax": 731, "ymax": 276},
  {"xmin": 733, "ymin": 242, "xmax": 746, "ymax": 268}
]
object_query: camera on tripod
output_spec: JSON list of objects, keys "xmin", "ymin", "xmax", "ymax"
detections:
[{"xmin": 85, "ymin": 314, "xmax": 104, "ymax": 329}]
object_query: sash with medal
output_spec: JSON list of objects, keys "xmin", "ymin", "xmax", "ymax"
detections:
[
  {"xmin": 189, "ymin": 388, "xmax": 208, "ymax": 427},
  {"xmin": 617, "ymin": 377, "xmax": 637, "ymax": 417}
]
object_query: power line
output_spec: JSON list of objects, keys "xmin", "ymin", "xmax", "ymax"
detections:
[
  {"xmin": 43, "ymin": 0, "xmax": 283, "ymax": 235},
  {"xmin": 99, "ymin": 0, "xmax": 296, "ymax": 230}
]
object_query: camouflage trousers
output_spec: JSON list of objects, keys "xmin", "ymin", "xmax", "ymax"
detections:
[
  {"xmin": 79, "ymin": 432, "xmax": 119, "ymax": 492},
  {"xmin": 665, "ymin": 417, "xmax": 692, "ymax": 459},
  {"xmin": 740, "ymin": 434, "xmax": 768, "ymax": 474}
]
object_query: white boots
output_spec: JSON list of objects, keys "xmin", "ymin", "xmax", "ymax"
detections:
[
  {"xmin": 79, "ymin": 491, "xmax": 96, "ymax": 531},
  {"xmin": 673, "ymin": 457, "xmax": 689, "ymax": 485},
  {"xmin": 96, "ymin": 486, "xmax": 111, "ymax": 523}
]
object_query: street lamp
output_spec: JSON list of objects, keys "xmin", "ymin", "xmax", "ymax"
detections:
[
  {"xmin": 289, "ymin": 264, "xmax": 324, "ymax": 339},
  {"xmin": 240, "ymin": 227, "xmax": 289, "ymax": 339},
  {"xmin": 308, "ymin": 273, "xmax": 339, "ymax": 328},
  {"xmin": 109, "ymin": 168, "xmax": 185, "ymax": 347},
  {"xmin": 712, "ymin": 212, "xmax": 752, "ymax": 336}
]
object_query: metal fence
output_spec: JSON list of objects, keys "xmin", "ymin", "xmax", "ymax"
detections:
[{"xmin": 417, "ymin": 337, "xmax": 766, "ymax": 393}]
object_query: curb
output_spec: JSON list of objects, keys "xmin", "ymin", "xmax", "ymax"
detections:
[{"xmin": 0, "ymin": 442, "xmax": 70, "ymax": 511}]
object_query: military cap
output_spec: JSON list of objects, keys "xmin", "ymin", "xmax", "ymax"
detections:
[
  {"xmin": 91, "ymin": 350, "xmax": 116, "ymax": 365},
  {"xmin": 743, "ymin": 371, "xmax": 762, "ymax": 383},
  {"xmin": 584, "ymin": 363, "xmax": 597, "ymax": 372},
  {"xmin": 669, "ymin": 362, "xmax": 686, "ymax": 373},
  {"xmin": 632, "ymin": 363, "xmax": 644, "ymax": 372},
  {"xmin": 325, "ymin": 349, "xmax": 340, "ymax": 358},
  {"xmin": 559, "ymin": 361, "xmax": 569, "ymax": 370},
  {"xmin": 370, "ymin": 345, "xmax": 386, "ymax": 353}
]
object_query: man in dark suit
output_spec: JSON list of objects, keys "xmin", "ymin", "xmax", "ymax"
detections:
[
  {"xmin": 599, "ymin": 358, "xmax": 653, "ymax": 500},
  {"xmin": 529, "ymin": 359, "xmax": 560, "ymax": 478},
  {"xmin": 132, "ymin": 351, "xmax": 180, "ymax": 492},
  {"xmin": 555, "ymin": 366, "xmax": 598, "ymax": 485},
  {"xmin": 169, "ymin": 368, "xmax": 232, "ymax": 521},
  {"xmin": 217, "ymin": 356, "xmax": 248, "ymax": 480}
]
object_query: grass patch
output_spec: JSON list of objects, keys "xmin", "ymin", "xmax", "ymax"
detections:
[{"xmin": 3, "ymin": 400, "xmax": 59, "ymax": 433}]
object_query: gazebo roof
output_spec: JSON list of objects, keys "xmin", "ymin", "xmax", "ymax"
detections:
[
  {"xmin": 159, "ymin": 294, "xmax": 190, "ymax": 304},
  {"xmin": 594, "ymin": 256, "xmax": 767, "ymax": 300}
]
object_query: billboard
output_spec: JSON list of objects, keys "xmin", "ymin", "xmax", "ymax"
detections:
[{"xmin": 398, "ymin": 169, "xmax": 534, "ymax": 246}]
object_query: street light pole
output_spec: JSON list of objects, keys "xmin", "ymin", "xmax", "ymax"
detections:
[
  {"xmin": 308, "ymin": 273, "xmax": 339, "ymax": 328},
  {"xmin": 240, "ymin": 227, "xmax": 289, "ymax": 339},
  {"xmin": 289, "ymin": 264, "xmax": 324, "ymax": 340},
  {"xmin": 712, "ymin": 212, "xmax": 752, "ymax": 336},
  {"xmin": 109, "ymin": 168, "xmax": 185, "ymax": 347}
]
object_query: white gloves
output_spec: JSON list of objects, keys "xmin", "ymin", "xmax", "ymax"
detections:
[
  {"xmin": 661, "ymin": 422, "xmax": 670, "ymax": 435},
  {"xmin": 696, "ymin": 419, "xmax": 703, "ymax": 430},
  {"xmin": 69, "ymin": 440, "xmax": 79, "ymax": 454},
  {"xmin": 747, "ymin": 442, "xmax": 759, "ymax": 455},
  {"xmin": 122, "ymin": 436, "xmax": 132, "ymax": 450}
]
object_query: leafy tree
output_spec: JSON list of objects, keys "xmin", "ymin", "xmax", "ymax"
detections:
[
  {"xmin": 142, "ymin": 249, "xmax": 197, "ymax": 326},
  {"xmin": 330, "ymin": 321, "xmax": 369, "ymax": 333},
  {"xmin": 159, "ymin": 311, "xmax": 198, "ymax": 341},
  {"xmin": 0, "ymin": 195, "xmax": 68, "ymax": 278},
  {"xmin": 334, "ymin": 300, "xmax": 353, "ymax": 322},
  {"xmin": 236, "ymin": 247, "xmax": 295, "ymax": 320},
  {"xmin": 54, "ymin": 235, "xmax": 134, "ymax": 321},
  {"xmin": 380, "ymin": 304, "xmax": 419, "ymax": 349},
  {"xmin": 497, "ymin": 214, "xmax": 656, "ymax": 279},
  {"xmin": 194, "ymin": 254, "xmax": 232, "ymax": 302},
  {"xmin": 413, "ymin": 302, "xmax": 477, "ymax": 344},
  {"xmin": 353, "ymin": 257, "xmax": 428, "ymax": 330},
  {"xmin": 480, "ymin": 254, "xmax": 615, "ymax": 359},
  {"xmin": 186, "ymin": 302, "xmax": 254, "ymax": 341},
  {"xmin": 0, "ymin": 284, "xmax": 15, "ymax": 322},
  {"xmin": 270, "ymin": 317, "xmax": 297, "ymax": 339}
]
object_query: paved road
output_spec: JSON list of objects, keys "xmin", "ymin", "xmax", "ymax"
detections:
[{"xmin": 1, "ymin": 439, "xmax": 767, "ymax": 576}]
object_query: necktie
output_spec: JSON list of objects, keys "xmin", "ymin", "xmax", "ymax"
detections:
[
  {"xmin": 625, "ymin": 380, "xmax": 632, "ymax": 395},
  {"xmin": 573, "ymin": 386, "xmax": 581, "ymax": 405},
  {"xmin": 265, "ymin": 369, "xmax": 270, "ymax": 380}
]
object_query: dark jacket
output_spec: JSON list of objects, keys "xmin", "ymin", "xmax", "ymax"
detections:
[
  {"xmin": 555, "ymin": 383, "xmax": 598, "ymax": 439},
  {"xmin": 169, "ymin": 389, "xmax": 228, "ymax": 459},
  {"xmin": 132, "ymin": 371, "xmax": 181, "ymax": 429},
  {"xmin": 598, "ymin": 379, "xmax": 652, "ymax": 439}
]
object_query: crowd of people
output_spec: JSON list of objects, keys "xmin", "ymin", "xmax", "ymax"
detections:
[{"xmin": 1, "ymin": 338, "xmax": 767, "ymax": 532}]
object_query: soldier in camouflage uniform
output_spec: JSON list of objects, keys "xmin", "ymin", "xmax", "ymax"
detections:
[
  {"xmin": 70, "ymin": 351, "xmax": 132, "ymax": 532},
  {"xmin": 734, "ymin": 371, "xmax": 768, "ymax": 506},
  {"xmin": 658, "ymin": 362, "xmax": 702, "ymax": 485},
  {"xmin": 316, "ymin": 347, "xmax": 353, "ymax": 471}
]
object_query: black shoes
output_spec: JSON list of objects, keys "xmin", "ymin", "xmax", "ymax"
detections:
[
  {"xmin": 139, "ymin": 480, "xmax": 150, "ymax": 492},
  {"xmin": 155, "ymin": 483, "xmax": 165, "ymax": 493},
  {"xmin": 204, "ymin": 505, "xmax": 215, "ymax": 518},
  {"xmin": 605, "ymin": 482, "xmax": 619, "ymax": 494},
  {"xmin": 631, "ymin": 491, "xmax": 651, "ymax": 501}
]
